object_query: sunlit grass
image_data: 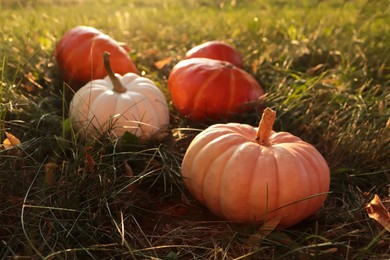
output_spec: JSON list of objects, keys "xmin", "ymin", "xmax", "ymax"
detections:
[{"xmin": 1, "ymin": 0, "xmax": 389, "ymax": 258}]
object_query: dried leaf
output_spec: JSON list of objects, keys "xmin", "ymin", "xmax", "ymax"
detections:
[
  {"xmin": 251, "ymin": 59, "xmax": 260, "ymax": 73},
  {"xmin": 144, "ymin": 48, "xmax": 160, "ymax": 56},
  {"xmin": 124, "ymin": 161, "xmax": 135, "ymax": 192},
  {"xmin": 25, "ymin": 72, "xmax": 43, "ymax": 90},
  {"xmin": 7, "ymin": 195, "xmax": 24, "ymax": 205},
  {"xmin": 84, "ymin": 146, "xmax": 95, "ymax": 174},
  {"xmin": 124, "ymin": 160, "xmax": 133, "ymax": 177},
  {"xmin": 3, "ymin": 132, "xmax": 21, "ymax": 149},
  {"xmin": 156, "ymin": 202, "xmax": 189, "ymax": 217},
  {"xmin": 306, "ymin": 63, "xmax": 325, "ymax": 75},
  {"xmin": 365, "ymin": 194, "xmax": 390, "ymax": 232},
  {"xmin": 44, "ymin": 162, "xmax": 58, "ymax": 186},
  {"xmin": 154, "ymin": 57, "xmax": 172, "ymax": 69},
  {"xmin": 247, "ymin": 216, "xmax": 282, "ymax": 246}
]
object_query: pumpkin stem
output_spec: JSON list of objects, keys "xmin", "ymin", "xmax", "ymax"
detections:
[
  {"xmin": 255, "ymin": 107, "xmax": 276, "ymax": 146},
  {"xmin": 103, "ymin": 51, "xmax": 126, "ymax": 93}
]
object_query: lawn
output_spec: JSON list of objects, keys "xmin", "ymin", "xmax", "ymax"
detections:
[{"xmin": 1, "ymin": 0, "xmax": 389, "ymax": 259}]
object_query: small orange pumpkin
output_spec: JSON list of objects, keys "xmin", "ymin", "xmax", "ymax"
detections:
[
  {"xmin": 168, "ymin": 58, "xmax": 264, "ymax": 121},
  {"xmin": 54, "ymin": 26, "xmax": 138, "ymax": 90},
  {"xmin": 185, "ymin": 41, "xmax": 244, "ymax": 68},
  {"xmin": 181, "ymin": 108, "xmax": 330, "ymax": 228}
]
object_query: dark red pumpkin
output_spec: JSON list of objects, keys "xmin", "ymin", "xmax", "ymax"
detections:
[
  {"xmin": 185, "ymin": 41, "xmax": 244, "ymax": 68},
  {"xmin": 168, "ymin": 58, "xmax": 264, "ymax": 121},
  {"xmin": 54, "ymin": 26, "xmax": 138, "ymax": 90}
]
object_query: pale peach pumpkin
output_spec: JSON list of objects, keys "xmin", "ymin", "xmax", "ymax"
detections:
[{"xmin": 181, "ymin": 108, "xmax": 330, "ymax": 228}]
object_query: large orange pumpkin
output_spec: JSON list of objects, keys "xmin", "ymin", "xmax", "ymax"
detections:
[
  {"xmin": 54, "ymin": 26, "xmax": 138, "ymax": 90},
  {"xmin": 168, "ymin": 58, "xmax": 264, "ymax": 121},
  {"xmin": 184, "ymin": 41, "xmax": 244, "ymax": 68},
  {"xmin": 181, "ymin": 108, "xmax": 330, "ymax": 228}
]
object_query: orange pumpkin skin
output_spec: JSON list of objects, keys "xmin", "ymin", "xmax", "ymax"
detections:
[
  {"xmin": 168, "ymin": 58, "xmax": 264, "ymax": 121},
  {"xmin": 54, "ymin": 26, "xmax": 138, "ymax": 90},
  {"xmin": 181, "ymin": 122, "xmax": 330, "ymax": 228},
  {"xmin": 185, "ymin": 41, "xmax": 244, "ymax": 68}
]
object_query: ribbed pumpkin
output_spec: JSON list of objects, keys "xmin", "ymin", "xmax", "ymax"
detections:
[
  {"xmin": 55, "ymin": 26, "xmax": 138, "ymax": 90},
  {"xmin": 181, "ymin": 108, "xmax": 330, "ymax": 228},
  {"xmin": 168, "ymin": 58, "xmax": 264, "ymax": 121},
  {"xmin": 185, "ymin": 41, "xmax": 244, "ymax": 68},
  {"xmin": 69, "ymin": 52, "xmax": 168, "ymax": 140}
]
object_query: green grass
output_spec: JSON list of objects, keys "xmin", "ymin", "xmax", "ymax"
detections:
[{"xmin": 1, "ymin": 0, "xmax": 389, "ymax": 259}]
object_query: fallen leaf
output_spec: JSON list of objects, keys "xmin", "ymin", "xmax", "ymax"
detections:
[
  {"xmin": 124, "ymin": 160, "xmax": 133, "ymax": 177},
  {"xmin": 25, "ymin": 72, "xmax": 43, "ymax": 90},
  {"xmin": 247, "ymin": 216, "xmax": 282, "ymax": 247},
  {"xmin": 251, "ymin": 59, "xmax": 260, "ymax": 73},
  {"xmin": 306, "ymin": 63, "xmax": 325, "ymax": 75},
  {"xmin": 365, "ymin": 194, "xmax": 390, "ymax": 232},
  {"xmin": 143, "ymin": 48, "xmax": 160, "ymax": 56},
  {"xmin": 3, "ymin": 132, "xmax": 21, "ymax": 149},
  {"xmin": 84, "ymin": 146, "xmax": 95, "ymax": 174},
  {"xmin": 44, "ymin": 162, "xmax": 59, "ymax": 186},
  {"xmin": 155, "ymin": 202, "xmax": 189, "ymax": 217},
  {"xmin": 124, "ymin": 160, "xmax": 135, "ymax": 192},
  {"xmin": 154, "ymin": 57, "xmax": 172, "ymax": 69},
  {"xmin": 7, "ymin": 195, "xmax": 24, "ymax": 205}
]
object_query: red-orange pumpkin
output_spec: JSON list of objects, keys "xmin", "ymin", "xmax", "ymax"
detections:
[
  {"xmin": 185, "ymin": 41, "xmax": 244, "ymax": 68},
  {"xmin": 54, "ymin": 26, "xmax": 138, "ymax": 90},
  {"xmin": 168, "ymin": 58, "xmax": 264, "ymax": 121},
  {"xmin": 181, "ymin": 108, "xmax": 330, "ymax": 228}
]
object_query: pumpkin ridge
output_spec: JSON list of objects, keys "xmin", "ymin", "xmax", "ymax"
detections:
[
  {"xmin": 215, "ymin": 145, "xmax": 240, "ymax": 219},
  {"xmin": 270, "ymin": 145, "xmax": 316, "ymax": 227},
  {"xmin": 133, "ymin": 103, "xmax": 159, "ymax": 136},
  {"xmin": 283, "ymin": 146, "xmax": 312, "ymax": 222},
  {"xmin": 269, "ymin": 146, "xmax": 281, "ymax": 222},
  {"xmin": 239, "ymin": 141, "xmax": 262, "ymax": 221},
  {"xmin": 270, "ymin": 131, "xmax": 303, "ymax": 144},
  {"xmin": 227, "ymin": 67, "xmax": 236, "ymax": 110},
  {"xmin": 181, "ymin": 135, "xmax": 221, "ymax": 200},
  {"xmin": 61, "ymin": 39, "xmax": 92, "ymax": 82},
  {"xmin": 88, "ymin": 39, "xmax": 98, "ymax": 81},
  {"xmin": 114, "ymin": 94, "xmax": 160, "ymax": 137},
  {"xmin": 187, "ymin": 132, "xmax": 245, "ymax": 204},
  {"xmin": 71, "ymin": 85, "xmax": 107, "ymax": 129},
  {"xmin": 213, "ymin": 123, "xmax": 256, "ymax": 138},
  {"xmin": 250, "ymin": 145, "xmax": 278, "ymax": 222},
  {"xmin": 141, "ymin": 105, "xmax": 161, "ymax": 133},
  {"xmin": 123, "ymin": 85, "xmax": 169, "ymax": 127},
  {"xmin": 207, "ymin": 144, "xmax": 239, "ymax": 217},
  {"xmin": 88, "ymin": 91, "xmax": 117, "ymax": 132},
  {"xmin": 291, "ymin": 146, "xmax": 322, "ymax": 216},
  {"xmin": 114, "ymin": 93, "xmax": 138, "ymax": 121},
  {"xmin": 221, "ymin": 142, "xmax": 260, "ymax": 220},
  {"xmin": 291, "ymin": 143, "xmax": 330, "ymax": 208},
  {"xmin": 192, "ymin": 65, "xmax": 223, "ymax": 116},
  {"xmin": 186, "ymin": 137, "xmax": 229, "ymax": 203}
]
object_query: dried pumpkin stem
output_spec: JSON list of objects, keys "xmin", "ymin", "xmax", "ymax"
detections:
[
  {"xmin": 255, "ymin": 107, "xmax": 276, "ymax": 146},
  {"xmin": 103, "ymin": 51, "xmax": 126, "ymax": 93}
]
